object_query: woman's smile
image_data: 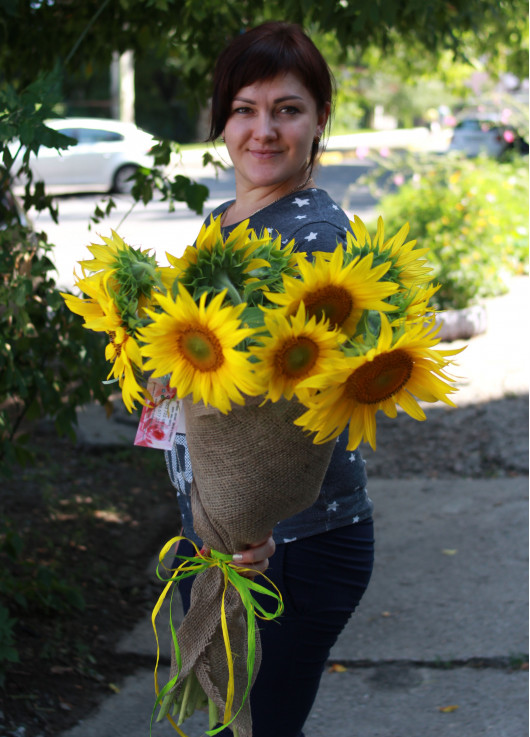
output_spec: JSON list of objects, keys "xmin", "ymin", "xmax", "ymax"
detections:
[{"xmin": 249, "ymin": 149, "xmax": 282, "ymax": 157}]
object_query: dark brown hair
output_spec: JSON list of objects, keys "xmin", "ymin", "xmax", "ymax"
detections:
[{"xmin": 208, "ymin": 22, "xmax": 335, "ymax": 172}]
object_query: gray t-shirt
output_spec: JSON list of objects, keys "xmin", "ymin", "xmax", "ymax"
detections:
[{"xmin": 165, "ymin": 188, "xmax": 373, "ymax": 545}]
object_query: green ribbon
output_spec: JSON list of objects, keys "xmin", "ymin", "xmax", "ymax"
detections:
[{"xmin": 151, "ymin": 536, "xmax": 284, "ymax": 736}]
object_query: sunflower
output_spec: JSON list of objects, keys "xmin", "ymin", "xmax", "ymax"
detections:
[
  {"xmin": 105, "ymin": 326, "xmax": 147, "ymax": 412},
  {"xmin": 248, "ymin": 303, "xmax": 345, "ymax": 402},
  {"xmin": 167, "ymin": 216, "xmax": 269, "ymax": 280},
  {"xmin": 139, "ymin": 287, "xmax": 260, "ymax": 413},
  {"xmin": 346, "ymin": 216, "xmax": 432, "ymax": 288},
  {"xmin": 157, "ymin": 264, "xmax": 179, "ymax": 295},
  {"xmin": 64, "ymin": 272, "xmax": 142, "ymax": 340},
  {"xmin": 399, "ymin": 282, "xmax": 441, "ymax": 323},
  {"xmin": 63, "ymin": 276, "xmax": 147, "ymax": 411},
  {"xmin": 167, "ymin": 216, "xmax": 297, "ymax": 312},
  {"xmin": 266, "ymin": 245, "xmax": 397, "ymax": 338},
  {"xmin": 78, "ymin": 230, "xmax": 162, "ymax": 310},
  {"xmin": 295, "ymin": 315, "xmax": 461, "ymax": 450},
  {"xmin": 68, "ymin": 250, "xmax": 162, "ymax": 336},
  {"xmin": 379, "ymin": 222, "xmax": 432, "ymax": 288},
  {"xmin": 77, "ymin": 229, "xmax": 129, "ymax": 276}
]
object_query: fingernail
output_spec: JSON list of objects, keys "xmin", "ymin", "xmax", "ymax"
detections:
[{"xmin": 232, "ymin": 553, "xmax": 243, "ymax": 562}]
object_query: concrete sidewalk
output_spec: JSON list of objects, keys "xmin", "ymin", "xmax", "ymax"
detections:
[
  {"xmin": 61, "ymin": 476, "xmax": 528, "ymax": 737},
  {"xmin": 63, "ymin": 277, "xmax": 529, "ymax": 737}
]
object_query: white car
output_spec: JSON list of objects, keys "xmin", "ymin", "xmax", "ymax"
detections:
[
  {"xmin": 448, "ymin": 116, "xmax": 519, "ymax": 158},
  {"xmin": 23, "ymin": 117, "xmax": 156, "ymax": 194}
]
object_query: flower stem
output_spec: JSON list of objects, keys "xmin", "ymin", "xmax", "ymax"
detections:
[
  {"xmin": 177, "ymin": 673, "xmax": 193, "ymax": 725},
  {"xmin": 208, "ymin": 698, "xmax": 219, "ymax": 730},
  {"xmin": 155, "ymin": 692, "xmax": 174, "ymax": 722},
  {"xmin": 214, "ymin": 271, "xmax": 242, "ymax": 305}
]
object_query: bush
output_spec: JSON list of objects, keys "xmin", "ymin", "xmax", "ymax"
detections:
[
  {"xmin": 0, "ymin": 221, "xmax": 114, "ymax": 468},
  {"xmin": 0, "ymin": 518, "xmax": 86, "ymax": 684},
  {"xmin": 0, "ymin": 68, "xmax": 211, "ymax": 472},
  {"xmin": 0, "ymin": 70, "xmax": 116, "ymax": 469},
  {"xmin": 0, "ymin": 604, "xmax": 18, "ymax": 688},
  {"xmin": 366, "ymin": 154, "xmax": 528, "ymax": 310}
]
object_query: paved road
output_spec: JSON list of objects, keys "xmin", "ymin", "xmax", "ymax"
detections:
[
  {"xmin": 33, "ymin": 125, "xmax": 453, "ymax": 291},
  {"xmin": 33, "ymin": 161, "xmax": 375, "ymax": 292}
]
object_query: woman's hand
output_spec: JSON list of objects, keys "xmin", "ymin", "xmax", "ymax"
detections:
[{"xmin": 231, "ymin": 532, "xmax": 276, "ymax": 577}]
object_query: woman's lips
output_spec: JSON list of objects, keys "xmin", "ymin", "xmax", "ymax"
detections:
[{"xmin": 249, "ymin": 149, "xmax": 281, "ymax": 159}]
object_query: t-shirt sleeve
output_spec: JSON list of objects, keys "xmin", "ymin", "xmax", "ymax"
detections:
[{"xmin": 291, "ymin": 220, "xmax": 350, "ymax": 257}]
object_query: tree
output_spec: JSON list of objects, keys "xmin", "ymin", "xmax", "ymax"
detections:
[{"xmin": 1, "ymin": 0, "xmax": 527, "ymax": 98}]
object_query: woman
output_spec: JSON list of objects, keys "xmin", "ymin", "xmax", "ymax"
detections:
[{"xmin": 166, "ymin": 21, "xmax": 374, "ymax": 737}]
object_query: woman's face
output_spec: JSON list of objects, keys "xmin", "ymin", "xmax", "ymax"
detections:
[{"xmin": 222, "ymin": 72, "xmax": 329, "ymax": 194}]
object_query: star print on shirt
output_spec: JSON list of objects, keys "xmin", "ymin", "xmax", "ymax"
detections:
[
  {"xmin": 352, "ymin": 515, "xmax": 360, "ymax": 524},
  {"xmin": 332, "ymin": 204, "xmax": 339, "ymax": 210},
  {"xmin": 349, "ymin": 452, "xmax": 356, "ymax": 463},
  {"xmin": 295, "ymin": 215, "xmax": 307, "ymax": 220},
  {"xmin": 304, "ymin": 232, "xmax": 318, "ymax": 242},
  {"xmin": 293, "ymin": 197, "xmax": 310, "ymax": 207}
]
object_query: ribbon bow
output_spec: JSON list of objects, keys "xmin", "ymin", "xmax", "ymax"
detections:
[{"xmin": 151, "ymin": 536, "xmax": 283, "ymax": 736}]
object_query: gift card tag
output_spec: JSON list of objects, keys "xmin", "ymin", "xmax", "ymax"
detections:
[{"xmin": 134, "ymin": 376, "xmax": 185, "ymax": 450}]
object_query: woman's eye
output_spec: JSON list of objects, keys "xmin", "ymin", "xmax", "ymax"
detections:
[
  {"xmin": 232, "ymin": 106, "xmax": 253, "ymax": 115},
  {"xmin": 279, "ymin": 106, "xmax": 300, "ymax": 115}
]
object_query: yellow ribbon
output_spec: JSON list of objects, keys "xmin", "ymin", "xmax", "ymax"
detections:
[{"xmin": 151, "ymin": 536, "xmax": 283, "ymax": 736}]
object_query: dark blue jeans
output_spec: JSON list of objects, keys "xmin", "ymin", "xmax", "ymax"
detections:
[{"xmin": 176, "ymin": 519, "xmax": 374, "ymax": 737}]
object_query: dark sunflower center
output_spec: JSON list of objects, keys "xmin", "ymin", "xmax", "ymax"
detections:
[
  {"xmin": 179, "ymin": 329, "xmax": 223, "ymax": 371},
  {"xmin": 275, "ymin": 337, "xmax": 319, "ymax": 378},
  {"xmin": 303, "ymin": 286, "xmax": 353, "ymax": 328},
  {"xmin": 346, "ymin": 349, "xmax": 413, "ymax": 404}
]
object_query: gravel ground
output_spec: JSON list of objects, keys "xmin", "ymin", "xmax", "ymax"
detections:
[{"xmin": 361, "ymin": 394, "xmax": 528, "ymax": 479}]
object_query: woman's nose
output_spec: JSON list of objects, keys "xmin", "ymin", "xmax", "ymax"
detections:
[{"xmin": 252, "ymin": 113, "xmax": 277, "ymax": 140}]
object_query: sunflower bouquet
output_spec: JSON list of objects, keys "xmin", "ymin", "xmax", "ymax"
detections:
[{"xmin": 63, "ymin": 214, "xmax": 460, "ymax": 737}]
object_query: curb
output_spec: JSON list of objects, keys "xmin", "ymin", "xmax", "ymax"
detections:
[{"xmin": 435, "ymin": 304, "xmax": 488, "ymax": 342}]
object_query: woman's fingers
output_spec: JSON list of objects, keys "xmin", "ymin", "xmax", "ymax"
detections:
[{"xmin": 232, "ymin": 533, "xmax": 276, "ymax": 576}]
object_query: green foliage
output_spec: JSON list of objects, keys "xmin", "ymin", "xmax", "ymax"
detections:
[
  {"xmin": 364, "ymin": 153, "xmax": 529, "ymax": 310},
  {"xmin": 0, "ymin": 220, "xmax": 113, "ymax": 468},
  {"xmin": 0, "ymin": 521, "xmax": 85, "ymax": 615},
  {"xmin": 0, "ymin": 73, "xmax": 115, "ymax": 470},
  {"xmin": 0, "ymin": 0, "xmax": 527, "ymax": 100},
  {"xmin": 0, "ymin": 519, "xmax": 86, "ymax": 682},
  {"xmin": 0, "ymin": 64, "xmax": 210, "ymax": 474},
  {"xmin": 0, "ymin": 65, "xmax": 74, "ymax": 222},
  {"xmin": 0, "ymin": 604, "xmax": 19, "ymax": 689},
  {"xmin": 130, "ymin": 140, "xmax": 210, "ymax": 214}
]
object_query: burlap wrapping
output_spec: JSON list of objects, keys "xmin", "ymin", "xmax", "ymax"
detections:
[{"xmin": 169, "ymin": 395, "xmax": 334, "ymax": 737}]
